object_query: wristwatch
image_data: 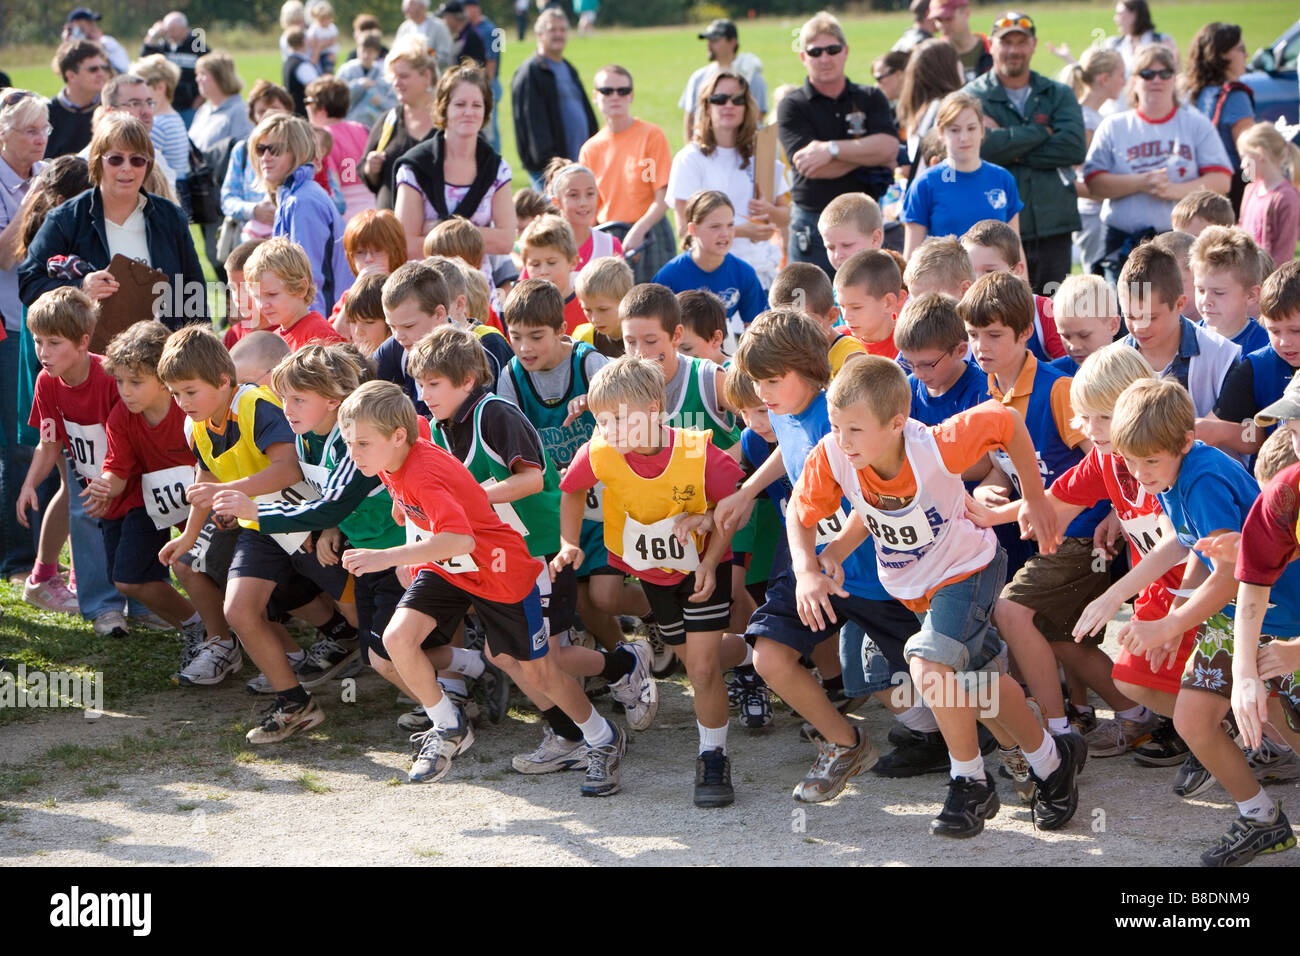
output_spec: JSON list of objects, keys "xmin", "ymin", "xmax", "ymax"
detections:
[{"xmin": 827, "ymin": 141, "xmax": 840, "ymax": 158}]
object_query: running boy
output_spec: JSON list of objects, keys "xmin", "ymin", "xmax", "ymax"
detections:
[
  {"xmin": 769, "ymin": 262, "xmax": 864, "ymax": 376},
  {"xmin": 520, "ymin": 214, "xmax": 587, "ymax": 334},
  {"xmin": 574, "ymin": 255, "xmax": 634, "ymax": 358},
  {"xmin": 833, "ymin": 250, "xmax": 903, "ymax": 360},
  {"xmin": 1049, "ymin": 274, "xmax": 1121, "ymax": 376},
  {"xmin": 817, "ymin": 192, "xmax": 884, "ymax": 272},
  {"xmin": 1190, "ymin": 226, "xmax": 1269, "ymax": 354},
  {"xmin": 245, "ymin": 237, "xmax": 347, "ymax": 351},
  {"xmin": 893, "ymin": 292, "xmax": 989, "ymax": 427}
]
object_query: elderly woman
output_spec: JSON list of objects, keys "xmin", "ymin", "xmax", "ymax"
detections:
[
  {"xmin": 19, "ymin": 113, "xmax": 205, "ymax": 326},
  {"xmin": 305, "ymin": 75, "xmax": 375, "ymax": 223},
  {"xmin": 1083, "ymin": 45, "xmax": 1231, "ymax": 280},
  {"xmin": 361, "ymin": 36, "xmax": 437, "ymax": 210},
  {"xmin": 393, "ymin": 63, "xmax": 514, "ymax": 260},
  {"xmin": 250, "ymin": 112, "xmax": 354, "ymax": 315},
  {"xmin": 665, "ymin": 70, "xmax": 790, "ymax": 289},
  {"xmin": 220, "ymin": 80, "xmax": 294, "ymax": 245},
  {"xmin": 190, "ymin": 51, "xmax": 255, "ymax": 152},
  {"xmin": 0, "ymin": 90, "xmax": 52, "ymax": 583}
]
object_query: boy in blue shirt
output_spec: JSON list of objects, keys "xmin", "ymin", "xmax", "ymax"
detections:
[
  {"xmin": 1190, "ymin": 226, "xmax": 1270, "ymax": 355},
  {"xmin": 893, "ymin": 292, "xmax": 989, "ymax": 428}
]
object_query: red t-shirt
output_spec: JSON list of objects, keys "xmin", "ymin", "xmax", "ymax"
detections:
[
  {"xmin": 863, "ymin": 333, "xmax": 899, "ymax": 360},
  {"xmin": 1236, "ymin": 461, "xmax": 1300, "ymax": 587},
  {"xmin": 381, "ymin": 438, "xmax": 543, "ymax": 603},
  {"xmin": 223, "ymin": 322, "xmax": 252, "ymax": 350},
  {"xmin": 560, "ymin": 428, "xmax": 745, "ymax": 586},
  {"xmin": 1051, "ymin": 446, "xmax": 1182, "ymax": 621},
  {"xmin": 1034, "ymin": 294, "xmax": 1066, "ymax": 360},
  {"xmin": 277, "ymin": 310, "xmax": 346, "ymax": 351},
  {"xmin": 563, "ymin": 293, "xmax": 586, "ymax": 336},
  {"xmin": 30, "ymin": 355, "xmax": 139, "ymax": 518},
  {"xmin": 102, "ymin": 400, "xmax": 194, "ymax": 523}
]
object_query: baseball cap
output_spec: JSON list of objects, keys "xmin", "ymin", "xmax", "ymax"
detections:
[
  {"xmin": 991, "ymin": 11, "xmax": 1036, "ymax": 38},
  {"xmin": 435, "ymin": 0, "xmax": 465, "ymax": 15},
  {"xmin": 1256, "ymin": 369, "xmax": 1300, "ymax": 426},
  {"xmin": 698, "ymin": 19, "xmax": 738, "ymax": 41},
  {"xmin": 927, "ymin": 0, "xmax": 968, "ymax": 19},
  {"xmin": 66, "ymin": 6, "xmax": 102, "ymax": 22}
]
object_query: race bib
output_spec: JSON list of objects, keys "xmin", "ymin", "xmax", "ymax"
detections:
[
  {"xmin": 583, "ymin": 482, "xmax": 605, "ymax": 523},
  {"xmin": 299, "ymin": 462, "xmax": 330, "ymax": 497},
  {"xmin": 142, "ymin": 465, "xmax": 193, "ymax": 530},
  {"xmin": 405, "ymin": 520, "xmax": 478, "ymax": 573},
  {"xmin": 63, "ymin": 419, "xmax": 107, "ymax": 484},
  {"xmin": 621, "ymin": 514, "xmax": 700, "ymax": 573},
  {"xmin": 991, "ymin": 448, "xmax": 1023, "ymax": 497},
  {"xmin": 253, "ymin": 479, "xmax": 320, "ymax": 554},
  {"xmin": 481, "ymin": 478, "xmax": 528, "ymax": 537},
  {"xmin": 813, "ymin": 505, "xmax": 851, "ymax": 549},
  {"xmin": 856, "ymin": 501, "xmax": 935, "ymax": 552},
  {"xmin": 1119, "ymin": 509, "xmax": 1163, "ymax": 558}
]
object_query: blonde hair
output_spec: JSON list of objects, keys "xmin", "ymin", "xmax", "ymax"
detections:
[
  {"xmin": 722, "ymin": 365, "xmax": 761, "ymax": 410},
  {"xmin": 817, "ymin": 192, "xmax": 883, "ymax": 238},
  {"xmin": 1062, "ymin": 45, "xmax": 1123, "ymax": 98},
  {"xmin": 1069, "ymin": 342, "xmax": 1156, "ymax": 417},
  {"xmin": 827, "ymin": 353, "xmax": 911, "ymax": 424},
  {"xmin": 194, "ymin": 51, "xmax": 242, "ymax": 96},
  {"xmin": 1237, "ymin": 122, "xmax": 1300, "ymax": 186},
  {"xmin": 460, "ymin": 264, "xmax": 491, "ymax": 323},
  {"xmin": 248, "ymin": 113, "xmax": 316, "ymax": 195},
  {"xmin": 1129, "ymin": 45, "xmax": 1181, "ymax": 109},
  {"xmin": 338, "ymin": 380, "xmax": 419, "ymax": 446},
  {"xmin": 424, "ymin": 216, "xmax": 485, "ymax": 268},
  {"xmin": 1110, "ymin": 379, "xmax": 1196, "ymax": 458},
  {"xmin": 245, "ymin": 236, "xmax": 318, "ymax": 307},
  {"xmin": 158, "ymin": 325, "xmax": 236, "ymax": 389},
  {"xmin": 799, "ymin": 11, "xmax": 847, "ymax": 50},
  {"xmin": 87, "ymin": 113, "xmax": 155, "ymax": 188},
  {"xmin": 588, "ymin": 355, "xmax": 668, "ymax": 415},
  {"xmin": 386, "ymin": 35, "xmax": 436, "ymax": 80},
  {"xmin": 1190, "ymin": 225, "xmax": 1263, "ymax": 289},
  {"xmin": 133, "ymin": 53, "xmax": 182, "ymax": 101},
  {"xmin": 229, "ymin": 330, "xmax": 291, "ymax": 379},
  {"xmin": 575, "ymin": 255, "xmax": 634, "ymax": 302},
  {"xmin": 422, "ymin": 255, "xmax": 468, "ymax": 308},
  {"xmin": 1171, "ymin": 189, "xmax": 1235, "ymax": 231},
  {"xmin": 520, "ymin": 214, "xmax": 578, "ymax": 263},
  {"xmin": 0, "ymin": 89, "xmax": 48, "ymax": 137},
  {"xmin": 270, "ymin": 343, "xmax": 364, "ymax": 404},
  {"xmin": 903, "ymin": 236, "xmax": 973, "ymax": 296},
  {"xmin": 934, "ymin": 90, "xmax": 984, "ymax": 133},
  {"xmin": 1255, "ymin": 426, "xmax": 1299, "ymax": 485},
  {"xmin": 406, "ymin": 324, "xmax": 492, "ymax": 389},
  {"xmin": 26, "ymin": 286, "xmax": 97, "ymax": 341},
  {"xmin": 1053, "ymin": 274, "xmax": 1121, "ymax": 322},
  {"xmin": 733, "ymin": 308, "xmax": 830, "ymax": 388}
]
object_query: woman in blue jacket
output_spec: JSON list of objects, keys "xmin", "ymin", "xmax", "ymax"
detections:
[{"xmin": 248, "ymin": 113, "xmax": 354, "ymax": 316}]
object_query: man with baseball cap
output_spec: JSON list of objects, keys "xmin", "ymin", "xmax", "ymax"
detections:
[
  {"xmin": 678, "ymin": 18, "xmax": 767, "ymax": 143},
  {"xmin": 929, "ymin": 0, "xmax": 991, "ymax": 81},
  {"xmin": 965, "ymin": 11, "xmax": 1085, "ymax": 294},
  {"xmin": 63, "ymin": 7, "xmax": 129, "ymax": 74}
]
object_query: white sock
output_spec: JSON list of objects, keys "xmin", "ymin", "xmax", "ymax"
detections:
[
  {"xmin": 287, "ymin": 648, "xmax": 307, "ymax": 664},
  {"xmin": 1117, "ymin": 704, "xmax": 1149, "ymax": 722},
  {"xmin": 1047, "ymin": 716, "xmax": 1071, "ymax": 735},
  {"xmin": 448, "ymin": 647, "xmax": 485, "ymax": 679},
  {"xmin": 739, "ymin": 644, "xmax": 754, "ymax": 667},
  {"xmin": 182, "ymin": 612, "xmax": 202, "ymax": 628},
  {"xmin": 424, "ymin": 693, "xmax": 461, "ymax": 730},
  {"xmin": 950, "ymin": 754, "xmax": 985, "ymax": 782},
  {"xmin": 577, "ymin": 711, "xmax": 614, "ymax": 747},
  {"xmin": 897, "ymin": 703, "xmax": 940, "ymax": 733},
  {"xmin": 1238, "ymin": 788, "xmax": 1277, "ymax": 822},
  {"xmin": 1024, "ymin": 732, "xmax": 1062, "ymax": 779},
  {"xmin": 698, "ymin": 721, "xmax": 729, "ymax": 756},
  {"xmin": 437, "ymin": 677, "xmax": 468, "ymax": 697}
]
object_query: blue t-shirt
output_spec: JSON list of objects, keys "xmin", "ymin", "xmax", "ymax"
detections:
[
  {"xmin": 901, "ymin": 159, "xmax": 1023, "ymax": 238},
  {"xmin": 1050, "ymin": 354, "xmax": 1080, "ymax": 376},
  {"xmin": 550, "ymin": 61, "xmax": 590, "ymax": 160},
  {"xmin": 739, "ymin": 428, "xmax": 793, "ymax": 508},
  {"xmin": 1194, "ymin": 85, "xmax": 1254, "ymax": 174},
  {"xmin": 907, "ymin": 359, "xmax": 990, "ymax": 427},
  {"xmin": 770, "ymin": 390, "xmax": 889, "ymax": 600},
  {"xmin": 653, "ymin": 251, "xmax": 766, "ymax": 352},
  {"xmin": 1199, "ymin": 316, "xmax": 1270, "ymax": 356}
]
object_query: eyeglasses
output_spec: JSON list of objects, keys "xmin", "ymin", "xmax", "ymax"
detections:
[
  {"xmin": 872, "ymin": 70, "xmax": 895, "ymax": 81},
  {"xmin": 707, "ymin": 92, "xmax": 746, "ymax": 106},
  {"xmin": 104, "ymin": 153, "xmax": 149, "ymax": 168},
  {"xmin": 18, "ymin": 125, "xmax": 54, "ymax": 139},
  {"xmin": 118, "ymin": 98, "xmax": 157, "ymax": 111},
  {"xmin": 82, "ymin": 63, "xmax": 109, "ymax": 73},
  {"xmin": 255, "ymin": 142, "xmax": 285, "ymax": 156},
  {"xmin": 1136, "ymin": 68, "xmax": 1174, "ymax": 81},
  {"xmin": 805, "ymin": 43, "xmax": 844, "ymax": 58},
  {"xmin": 908, "ymin": 347, "xmax": 957, "ymax": 372},
  {"xmin": 596, "ymin": 86, "xmax": 632, "ymax": 97},
  {"xmin": 993, "ymin": 16, "xmax": 1033, "ymax": 30}
]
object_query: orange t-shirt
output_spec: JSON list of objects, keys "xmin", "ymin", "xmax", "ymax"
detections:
[{"xmin": 578, "ymin": 118, "xmax": 673, "ymax": 225}]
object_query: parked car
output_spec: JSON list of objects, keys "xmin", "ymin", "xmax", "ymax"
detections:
[{"xmin": 1242, "ymin": 18, "xmax": 1300, "ymax": 138}]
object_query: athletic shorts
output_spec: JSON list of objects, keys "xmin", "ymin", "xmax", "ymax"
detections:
[
  {"xmin": 179, "ymin": 518, "xmax": 240, "ymax": 585},
  {"xmin": 227, "ymin": 527, "xmax": 349, "ymax": 601},
  {"xmin": 1001, "ymin": 536, "xmax": 1110, "ymax": 645},
  {"xmin": 391, "ymin": 568, "xmax": 548, "ymax": 663},
  {"xmin": 354, "ymin": 566, "xmax": 406, "ymax": 666},
  {"xmin": 544, "ymin": 556, "xmax": 577, "ymax": 635},
  {"xmin": 100, "ymin": 506, "xmax": 170, "ymax": 585},
  {"xmin": 1182, "ymin": 611, "xmax": 1300, "ymax": 733},
  {"xmin": 641, "ymin": 565, "xmax": 733, "ymax": 645}
]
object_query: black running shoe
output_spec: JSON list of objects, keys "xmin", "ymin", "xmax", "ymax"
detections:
[
  {"xmin": 1173, "ymin": 752, "xmax": 1215, "ymax": 798},
  {"xmin": 1054, "ymin": 729, "xmax": 1087, "ymax": 777},
  {"xmin": 930, "ymin": 775, "xmax": 1000, "ymax": 838},
  {"xmin": 874, "ymin": 729, "xmax": 950, "ymax": 777},
  {"xmin": 1031, "ymin": 738, "xmax": 1079, "ymax": 831},
  {"xmin": 1133, "ymin": 716, "xmax": 1190, "ymax": 767},
  {"xmin": 694, "ymin": 748, "xmax": 735, "ymax": 808},
  {"xmin": 1200, "ymin": 806, "xmax": 1296, "ymax": 866}
]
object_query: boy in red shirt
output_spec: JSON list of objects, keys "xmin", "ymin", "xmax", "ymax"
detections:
[
  {"xmin": 339, "ymin": 381, "xmax": 630, "ymax": 792},
  {"xmin": 245, "ymin": 237, "xmax": 346, "ymax": 352}
]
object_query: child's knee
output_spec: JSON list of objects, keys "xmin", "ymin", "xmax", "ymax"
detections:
[
  {"xmin": 752, "ymin": 639, "xmax": 796, "ymax": 681},
  {"xmin": 994, "ymin": 598, "xmax": 1031, "ymax": 627},
  {"xmin": 113, "ymin": 580, "xmax": 144, "ymax": 600},
  {"xmin": 1173, "ymin": 690, "xmax": 1226, "ymax": 741}
]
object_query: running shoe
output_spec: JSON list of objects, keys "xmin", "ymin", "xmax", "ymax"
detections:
[
  {"xmin": 92, "ymin": 610, "xmax": 129, "ymax": 639},
  {"xmin": 931, "ymin": 775, "xmax": 1000, "ymax": 838},
  {"xmin": 1133, "ymin": 716, "xmax": 1190, "ymax": 766},
  {"xmin": 512, "ymin": 725, "xmax": 588, "ymax": 774},
  {"xmin": 175, "ymin": 638, "xmax": 242, "ymax": 687},
  {"xmin": 1031, "ymin": 737, "xmax": 1080, "ymax": 830},
  {"xmin": 1200, "ymin": 805, "xmax": 1296, "ymax": 867},
  {"xmin": 23, "ymin": 574, "xmax": 79, "ymax": 615},
  {"xmin": 1247, "ymin": 738, "xmax": 1300, "ymax": 784},
  {"xmin": 246, "ymin": 695, "xmax": 325, "ymax": 743},
  {"xmin": 409, "ymin": 715, "xmax": 474, "ymax": 783},
  {"xmin": 607, "ymin": 640, "xmax": 658, "ymax": 731},
  {"xmin": 793, "ymin": 728, "xmax": 877, "ymax": 803},
  {"xmin": 1173, "ymin": 753, "xmax": 1216, "ymax": 798},
  {"xmin": 296, "ymin": 636, "xmax": 361, "ymax": 690},
  {"xmin": 694, "ymin": 748, "xmax": 734, "ymax": 808},
  {"xmin": 1086, "ymin": 710, "xmax": 1161, "ymax": 757},
  {"xmin": 580, "ymin": 720, "xmax": 626, "ymax": 797}
]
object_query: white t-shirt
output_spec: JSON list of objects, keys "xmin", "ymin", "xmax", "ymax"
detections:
[
  {"xmin": 666, "ymin": 142, "xmax": 790, "ymax": 288},
  {"xmin": 104, "ymin": 195, "xmax": 152, "ymax": 265}
]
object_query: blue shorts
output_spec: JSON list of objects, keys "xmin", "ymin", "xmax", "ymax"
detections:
[
  {"xmin": 905, "ymin": 549, "xmax": 1007, "ymax": 673},
  {"xmin": 390, "ymin": 568, "xmax": 548, "ymax": 663},
  {"xmin": 100, "ymin": 506, "xmax": 170, "ymax": 585}
]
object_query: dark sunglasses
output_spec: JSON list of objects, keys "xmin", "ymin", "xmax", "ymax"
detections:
[
  {"xmin": 255, "ymin": 142, "xmax": 285, "ymax": 156},
  {"xmin": 82, "ymin": 63, "xmax": 109, "ymax": 73},
  {"xmin": 596, "ymin": 86, "xmax": 632, "ymax": 97},
  {"xmin": 872, "ymin": 70, "xmax": 895, "ymax": 81},
  {"xmin": 805, "ymin": 43, "xmax": 844, "ymax": 58},
  {"xmin": 707, "ymin": 92, "xmax": 747, "ymax": 106},
  {"xmin": 1136, "ymin": 68, "xmax": 1174, "ymax": 81},
  {"xmin": 104, "ymin": 153, "xmax": 148, "ymax": 168},
  {"xmin": 1, "ymin": 89, "xmax": 37, "ymax": 108}
]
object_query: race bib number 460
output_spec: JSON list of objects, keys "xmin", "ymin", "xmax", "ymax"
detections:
[{"xmin": 621, "ymin": 514, "xmax": 700, "ymax": 573}]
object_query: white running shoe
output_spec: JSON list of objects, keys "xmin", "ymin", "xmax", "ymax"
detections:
[
  {"xmin": 176, "ymin": 639, "xmax": 243, "ymax": 687},
  {"xmin": 91, "ymin": 610, "xmax": 129, "ymax": 638},
  {"xmin": 179, "ymin": 619, "xmax": 208, "ymax": 671},
  {"xmin": 512, "ymin": 725, "xmax": 589, "ymax": 774},
  {"xmin": 607, "ymin": 640, "xmax": 659, "ymax": 732}
]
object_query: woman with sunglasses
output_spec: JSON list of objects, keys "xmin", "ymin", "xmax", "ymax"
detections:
[
  {"xmin": 19, "ymin": 113, "xmax": 205, "ymax": 329},
  {"xmin": 666, "ymin": 71, "xmax": 789, "ymax": 289},
  {"xmin": 1183, "ymin": 23, "xmax": 1255, "ymax": 214},
  {"xmin": 1083, "ymin": 46, "xmax": 1231, "ymax": 283},
  {"xmin": 248, "ymin": 112, "xmax": 354, "ymax": 316}
]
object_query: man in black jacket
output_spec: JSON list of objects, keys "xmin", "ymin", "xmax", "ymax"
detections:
[
  {"xmin": 141, "ymin": 11, "xmax": 204, "ymax": 127},
  {"xmin": 511, "ymin": 7, "xmax": 596, "ymax": 191}
]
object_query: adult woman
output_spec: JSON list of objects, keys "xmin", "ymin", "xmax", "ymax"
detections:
[
  {"xmin": 190, "ymin": 51, "xmax": 255, "ymax": 152},
  {"xmin": 1183, "ymin": 23, "xmax": 1255, "ymax": 213},
  {"xmin": 1107, "ymin": 0, "xmax": 1178, "ymax": 76},
  {"xmin": 665, "ymin": 70, "xmax": 789, "ymax": 289},
  {"xmin": 361, "ymin": 36, "xmax": 437, "ymax": 211},
  {"xmin": 1083, "ymin": 46, "xmax": 1231, "ymax": 281},
  {"xmin": 0, "ymin": 90, "xmax": 52, "ymax": 584},
  {"xmin": 250, "ymin": 112, "xmax": 354, "ymax": 315},
  {"xmin": 132, "ymin": 55, "xmax": 190, "ymax": 185},
  {"xmin": 393, "ymin": 63, "xmax": 514, "ymax": 260},
  {"xmin": 220, "ymin": 80, "xmax": 294, "ymax": 245},
  {"xmin": 305, "ymin": 75, "xmax": 375, "ymax": 224},
  {"xmin": 896, "ymin": 38, "xmax": 964, "ymax": 170},
  {"xmin": 1063, "ymin": 46, "xmax": 1126, "ymax": 274}
]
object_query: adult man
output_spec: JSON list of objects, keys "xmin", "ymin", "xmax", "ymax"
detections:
[
  {"xmin": 141, "ymin": 12, "xmax": 204, "ymax": 125},
  {"xmin": 45, "ymin": 38, "xmax": 108, "ymax": 158},
  {"xmin": 437, "ymin": 1, "xmax": 487, "ymax": 66},
  {"xmin": 63, "ymin": 7, "xmax": 129, "ymax": 74},
  {"xmin": 579, "ymin": 66, "xmax": 674, "ymax": 282},
  {"xmin": 777, "ymin": 11, "xmax": 897, "ymax": 277},
  {"xmin": 679, "ymin": 19, "xmax": 767, "ymax": 142},
  {"xmin": 930, "ymin": 0, "xmax": 992, "ymax": 81},
  {"xmin": 892, "ymin": 0, "xmax": 935, "ymax": 53},
  {"xmin": 464, "ymin": 0, "xmax": 502, "ymax": 151},
  {"xmin": 79, "ymin": 74, "xmax": 177, "ymax": 192},
  {"xmin": 966, "ymin": 11, "xmax": 1085, "ymax": 293},
  {"xmin": 511, "ymin": 8, "xmax": 597, "ymax": 192},
  {"xmin": 396, "ymin": 0, "xmax": 454, "ymax": 71}
]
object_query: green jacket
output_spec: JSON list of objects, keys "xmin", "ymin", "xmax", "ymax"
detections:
[{"xmin": 966, "ymin": 69, "xmax": 1086, "ymax": 241}]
